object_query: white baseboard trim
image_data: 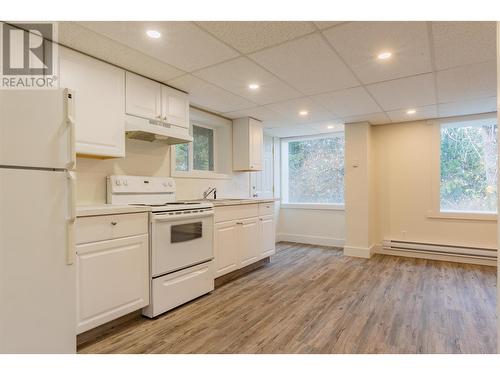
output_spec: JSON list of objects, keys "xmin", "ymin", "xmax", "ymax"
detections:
[
  {"xmin": 375, "ymin": 246, "xmax": 497, "ymax": 266},
  {"xmin": 276, "ymin": 233, "xmax": 344, "ymax": 247},
  {"xmin": 343, "ymin": 244, "xmax": 376, "ymax": 259}
]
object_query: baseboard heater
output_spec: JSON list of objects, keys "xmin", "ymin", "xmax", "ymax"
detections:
[{"xmin": 382, "ymin": 240, "xmax": 497, "ymax": 262}]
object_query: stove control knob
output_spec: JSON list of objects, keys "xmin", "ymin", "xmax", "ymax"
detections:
[
  {"xmin": 168, "ymin": 181, "xmax": 173, "ymax": 187},
  {"xmin": 123, "ymin": 180, "xmax": 128, "ymax": 186},
  {"xmin": 115, "ymin": 180, "xmax": 121, "ymax": 186},
  {"xmin": 162, "ymin": 182, "xmax": 168, "ymax": 187}
]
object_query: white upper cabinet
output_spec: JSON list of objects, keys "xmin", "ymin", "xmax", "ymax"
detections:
[
  {"xmin": 126, "ymin": 72, "xmax": 189, "ymax": 128},
  {"xmin": 125, "ymin": 72, "xmax": 162, "ymax": 121},
  {"xmin": 232, "ymin": 117, "xmax": 264, "ymax": 171},
  {"xmin": 161, "ymin": 85, "xmax": 189, "ymax": 129},
  {"xmin": 59, "ymin": 47, "xmax": 125, "ymax": 158}
]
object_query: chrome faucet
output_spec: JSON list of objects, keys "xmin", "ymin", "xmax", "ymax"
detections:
[{"xmin": 203, "ymin": 187, "xmax": 217, "ymax": 200}]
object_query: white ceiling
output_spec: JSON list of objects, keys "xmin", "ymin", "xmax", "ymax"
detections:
[{"xmin": 59, "ymin": 21, "xmax": 497, "ymax": 137}]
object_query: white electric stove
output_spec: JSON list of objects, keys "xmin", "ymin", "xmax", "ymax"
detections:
[{"xmin": 107, "ymin": 175, "xmax": 214, "ymax": 318}]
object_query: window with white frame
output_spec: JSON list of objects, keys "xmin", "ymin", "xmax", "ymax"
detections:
[
  {"xmin": 171, "ymin": 107, "xmax": 232, "ymax": 179},
  {"xmin": 174, "ymin": 124, "xmax": 215, "ymax": 173},
  {"xmin": 281, "ymin": 133, "xmax": 345, "ymax": 206},
  {"xmin": 439, "ymin": 116, "xmax": 497, "ymax": 214}
]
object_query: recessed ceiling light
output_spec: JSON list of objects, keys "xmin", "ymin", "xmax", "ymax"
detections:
[
  {"xmin": 146, "ymin": 30, "xmax": 161, "ymax": 39},
  {"xmin": 248, "ymin": 83, "xmax": 260, "ymax": 90},
  {"xmin": 299, "ymin": 110, "xmax": 308, "ymax": 116},
  {"xmin": 406, "ymin": 109, "xmax": 416, "ymax": 115},
  {"xmin": 377, "ymin": 51, "xmax": 392, "ymax": 60},
  {"xmin": 327, "ymin": 125, "xmax": 335, "ymax": 129}
]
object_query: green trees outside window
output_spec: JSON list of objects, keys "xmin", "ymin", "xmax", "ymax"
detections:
[
  {"xmin": 440, "ymin": 120, "xmax": 498, "ymax": 213},
  {"xmin": 287, "ymin": 136, "xmax": 345, "ymax": 204}
]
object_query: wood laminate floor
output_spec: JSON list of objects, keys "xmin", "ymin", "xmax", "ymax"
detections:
[{"xmin": 79, "ymin": 242, "xmax": 497, "ymax": 354}]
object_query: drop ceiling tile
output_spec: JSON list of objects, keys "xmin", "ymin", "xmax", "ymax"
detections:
[
  {"xmin": 77, "ymin": 21, "xmax": 239, "ymax": 72},
  {"xmin": 436, "ymin": 61, "xmax": 496, "ymax": 103},
  {"xmin": 343, "ymin": 112, "xmax": 391, "ymax": 125},
  {"xmin": 59, "ymin": 22, "xmax": 184, "ymax": 82},
  {"xmin": 306, "ymin": 121, "xmax": 345, "ymax": 133},
  {"xmin": 366, "ymin": 73, "xmax": 436, "ymax": 111},
  {"xmin": 250, "ymin": 33, "xmax": 359, "ymax": 95},
  {"xmin": 312, "ymin": 86, "xmax": 381, "ymax": 117},
  {"xmin": 168, "ymin": 75, "xmax": 255, "ymax": 113},
  {"xmin": 313, "ymin": 22, "xmax": 346, "ymax": 30},
  {"xmin": 193, "ymin": 57, "xmax": 302, "ymax": 105},
  {"xmin": 223, "ymin": 106, "xmax": 289, "ymax": 128},
  {"xmin": 264, "ymin": 97, "xmax": 336, "ymax": 125},
  {"xmin": 264, "ymin": 126, "xmax": 320, "ymax": 137},
  {"xmin": 432, "ymin": 22, "xmax": 496, "ymax": 70},
  {"xmin": 438, "ymin": 97, "xmax": 497, "ymax": 118},
  {"xmin": 386, "ymin": 105, "xmax": 438, "ymax": 123},
  {"xmin": 323, "ymin": 21, "xmax": 432, "ymax": 84},
  {"xmin": 195, "ymin": 21, "xmax": 316, "ymax": 54}
]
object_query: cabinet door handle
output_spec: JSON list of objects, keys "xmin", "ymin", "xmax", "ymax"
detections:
[
  {"xmin": 111, "ymin": 221, "xmax": 117, "ymax": 226},
  {"xmin": 236, "ymin": 222, "xmax": 243, "ymax": 225}
]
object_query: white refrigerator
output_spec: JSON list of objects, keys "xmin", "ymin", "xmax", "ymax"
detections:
[{"xmin": 0, "ymin": 89, "xmax": 77, "ymax": 353}]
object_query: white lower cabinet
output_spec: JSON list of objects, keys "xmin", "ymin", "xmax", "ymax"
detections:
[
  {"xmin": 214, "ymin": 221, "xmax": 239, "ymax": 278},
  {"xmin": 260, "ymin": 215, "xmax": 276, "ymax": 258},
  {"xmin": 239, "ymin": 217, "xmax": 260, "ymax": 268},
  {"xmin": 214, "ymin": 203, "xmax": 276, "ymax": 278},
  {"xmin": 75, "ymin": 212, "xmax": 149, "ymax": 334}
]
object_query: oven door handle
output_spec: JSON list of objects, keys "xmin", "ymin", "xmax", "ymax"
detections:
[{"xmin": 152, "ymin": 211, "xmax": 214, "ymax": 222}]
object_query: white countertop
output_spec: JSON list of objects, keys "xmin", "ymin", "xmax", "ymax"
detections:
[
  {"xmin": 76, "ymin": 204, "xmax": 151, "ymax": 217},
  {"xmin": 209, "ymin": 198, "xmax": 279, "ymax": 207}
]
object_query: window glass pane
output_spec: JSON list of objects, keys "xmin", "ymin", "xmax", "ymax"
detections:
[
  {"xmin": 440, "ymin": 119, "xmax": 498, "ymax": 213},
  {"xmin": 193, "ymin": 125, "xmax": 214, "ymax": 171},
  {"xmin": 175, "ymin": 143, "xmax": 189, "ymax": 171},
  {"xmin": 287, "ymin": 136, "xmax": 344, "ymax": 204}
]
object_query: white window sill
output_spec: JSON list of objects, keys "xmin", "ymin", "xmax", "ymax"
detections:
[
  {"xmin": 280, "ymin": 203, "xmax": 345, "ymax": 211},
  {"xmin": 171, "ymin": 170, "xmax": 231, "ymax": 180},
  {"xmin": 427, "ymin": 210, "xmax": 497, "ymax": 222}
]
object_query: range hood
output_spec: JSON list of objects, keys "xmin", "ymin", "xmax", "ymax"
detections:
[{"xmin": 125, "ymin": 114, "xmax": 193, "ymax": 144}]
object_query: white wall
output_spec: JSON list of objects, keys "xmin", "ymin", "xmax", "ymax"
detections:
[
  {"xmin": 372, "ymin": 120, "xmax": 497, "ymax": 249},
  {"xmin": 277, "ymin": 208, "xmax": 345, "ymax": 247},
  {"xmin": 495, "ymin": 21, "xmax": 499, "ymax": 353},
  {"xmin": 344, "ymin": 122, "xmax": 376, "ymax": 258},
  {"xmin": 76, "ymin": 110, "xmax": 251, "ymax": 205},
  {"xmin": 277, "ymin": 117, "xmax": 497, "ymax": 252}
]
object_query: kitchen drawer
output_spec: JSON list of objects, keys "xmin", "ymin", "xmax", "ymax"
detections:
[
  {"xmin": 76, "ymin": 212, "xmax": 148, "ymax": 244},
  {"xmin": 258, "ymin": 202, "xmax": 275, "ymax": 216},
  {"xmin": 214, "ymin": 204, "xmax": 258, "ymax": 223},
  {"xmin": 143, "ymin": 261, "xmax": 214, "ymax": 318}
]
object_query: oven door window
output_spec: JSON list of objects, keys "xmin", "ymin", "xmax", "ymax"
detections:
[{"xmin": 171, "ymin": 222, "xmax": 203, "ymax": 243}]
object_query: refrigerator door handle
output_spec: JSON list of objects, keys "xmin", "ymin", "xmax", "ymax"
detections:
[
  {"xmin": 67, "ymin": 171, "xmax": 77, "ymax": 221},
  {"xmin": 65, "ymin": 89, "xmax": 76, "ymax": 170},
  {"xmin": 67, "ymin": 171, "xmax": 77, "ymax": 265},
  {"xmin": 68, "ymin": 119, "xmax": 76, "ymax": 170}
]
